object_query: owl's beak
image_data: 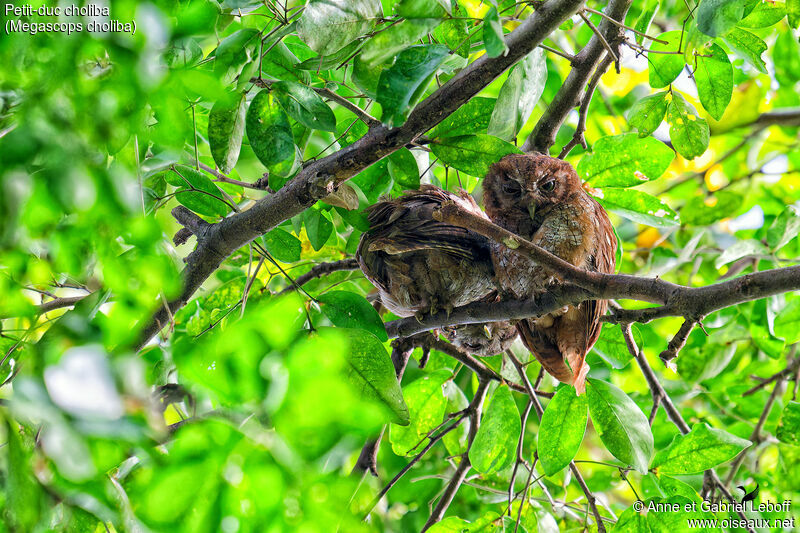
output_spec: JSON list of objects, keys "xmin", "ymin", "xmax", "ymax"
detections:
[{"xmin": 527, "ymin": 203, "xmax": 536, "ymax": 220}]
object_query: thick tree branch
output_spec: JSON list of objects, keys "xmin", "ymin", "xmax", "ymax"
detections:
[
  {"xmin": 135, "ymin": 0, "xmax": 586, "ymax": 349},
  {"xmin": 523, "ymin": 0, "xmax": 631, "ymax": 153}
]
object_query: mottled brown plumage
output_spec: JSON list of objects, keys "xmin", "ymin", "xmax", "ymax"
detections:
[
  {"xmin": 357, "ymin": 185, "xmax": 517, "ymax": 356},
  {"xmin": 483, "ymin": 153, "xmax": 616, "ymax": 394}
]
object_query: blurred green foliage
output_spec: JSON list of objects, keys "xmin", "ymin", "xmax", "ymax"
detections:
[{"xmin": 1, "ymin": 0, "xmax": 799, "ymax": 531}]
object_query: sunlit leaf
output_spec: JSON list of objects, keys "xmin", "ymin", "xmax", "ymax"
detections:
[
  {"xmin": 318, "ymin": 290, "xmax": 388, "ymax": 341},
  {"xmin": 377, "ymin": 44, "xmax": 450, "ymax": 127},
  {"xmin": 297, "ymin": 0, "xmax": 381, "ymax": 56},
  {"xmin": 767, "ymin": 205, "xmax": 800, "ymax": 251},
  {"xmin": 724, "ymin": 27, "xmax": 768, "ymax": 73},
  {"xmin": 586, "ymin": 378, "xmax": 654, "ymax": 474},
  {"xmin": 390, "ymin": 370, "xmax": 450, "ymax": 455},
  {"xmin": 696, "ymin": 0, "xmax": 744, "ymax": 37},
  {"xmin": 361, "ymin": 19, "xmax": 440, "ymax": 67},
  {"xmin": 666, "ymin": 92, "xmax": 710, "ymax": 160},
  {"xmin": 246, "ymin": 89, "xmax": 297, "ymax": 174},
  {"xmin": 469, "ymin": 385, "xmax": 520, "ymax": 474},
  {"xmin": 593, "ymin": 188, "xmax": 680, "ymax": 227},
  {"xmin": 272, "ymin": 81, "xmax": 336, "ymax": 132},
  {"xmin": 628, "ymin": 92, "xmax": 668, "ymax": 137},
  {"xmin": 429, "ymin": 97, "xmax": 497, "ymax": 138},
  {"xmin": 208, "ymin": 91, "xmax": 247, "ymax": 173},
  {"xmin": 303, "ymin": 208, "xmax": 333, "ymax": 251},
  {"xmin": 483, "ymin": 7, "xmax": 508, "ymax": 58},
  {"xmin": 648, "ymin": 31, "xmax": 684, "ymax": 88},
  {"xmin": 430, "ymin": 134, "xmax": 522, "ymax": 177},
  {"xmin": 263, "ymin": 228, "xmax": 302, "ymax": 263},
  {"xmin": 538, "ymin": 386, "xmax": 588, "ymax": 475},
  {"xmin": 488, "ymin": 48, "xmax": 547, "ymax": 141},
  {"xmin": 167, "ymin": 165, "xmax": 230, "ymax": 217},
  {"xmin": 651, "ymin": 423, "xmax": 750, "ymax": 474},
  {"xmin": 579, "ymin": 133, "xmax": 674, "ymax": 187},
  {"xmin": 777, "ymin": 401, "xmax": 800, "ymax": 445},
  {"xmin": 694, "ymin": 42, "xmax": 732, "ymax": 121}
]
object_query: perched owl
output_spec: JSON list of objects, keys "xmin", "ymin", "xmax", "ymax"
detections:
[
  {"xmin": 357, "ymin": 185, "xmax": 517, "ymax": 356},
  {"xmin": 483, "ymin": 154, "xmax": 616, "ymax": 394}
]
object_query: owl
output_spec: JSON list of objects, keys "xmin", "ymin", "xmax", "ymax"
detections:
[
  {"xmin": 357, "ymin": 185, "xmax": 517, "ymax": 356},
  {"xmin": 482, "ymin": 153, "xmax": 616, "ymax": 394}
]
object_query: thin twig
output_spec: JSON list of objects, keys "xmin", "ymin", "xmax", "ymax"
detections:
[
  {"xmin": 658, "ymin": 318, "xmax": 697, "ymax": 367},
  {"xmin": 559, "ymin": 52, "xmax": 614, "ymax": 159}
]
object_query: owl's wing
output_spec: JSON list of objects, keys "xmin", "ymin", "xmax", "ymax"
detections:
[
  {"xmin": 363, "ymin": 187, "xmax": 491, "ymax": 262},
  {"xmin": 516, "ymin": 320, "xmax": 573, "ymax": 384}
]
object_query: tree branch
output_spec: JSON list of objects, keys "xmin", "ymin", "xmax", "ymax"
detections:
[
  {"xmin": 134, "ymin": 0, "xmax": 586, "ymax": 349},
  {"xmin": 523, "ymin": 0, "xmax": 631, "ymax": 153},
  {"xmin": 278, "ymin": 258, "xmax": 359, "ymax": 295}
]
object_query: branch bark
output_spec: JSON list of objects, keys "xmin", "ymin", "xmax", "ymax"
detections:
[
  {"xmin": 523, "ymin": 0, "xmax": 631, "ymax": 153},
  {"xmin": 134, "ymin": 0, "xmax": 586, "ymax": 349}
]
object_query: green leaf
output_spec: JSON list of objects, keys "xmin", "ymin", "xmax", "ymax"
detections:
[
  {"xmin": 538, "ymin": 386, "xmax": 588, "ymax": 475},
  {"xmin": 320, "ymin": 327, "xmax": 409, "ymax": 425},
  {"xmin": 774, "ymin": 297, "xmax": 800, "ymax": 344},
  {"xmin": 586, "ymin": 378, "xmax": 654, "ymax": 474},
  {"xmin": 429, "ymin": 97, "xmax": 497, "ymax": 137},
  {"xmin": 488, "ymin": 48, "xmax": 547, "ymax": 141},
  {"xmin": 246, "ymin": 89, "xmax": 297, "ymax": 174},
  {"xmin": 361, "ymin": 19, "xmax": 440, "ymax": 67},
  {"xmin": 634, "ymin": 0, "xmax": 660, "ymax": 45},
  {"xmin": 214, "ymin": 28, "xmax": 260, "ymax": 84},
  {"xmin": 723, "ymin": 27, "xmax": 768, "ymax": 73},
  {"xmin": 168, "ymin": 165, "xmax": 229, "ymax": 217},
  {"xmin": 579, "ymin": 133, "xmax": 674, "ymax": 187},
  {"xmin": 648, "ymin": 31, "xmax": 684, "ymax": 88},
  {"xmin": 777, "ymin": 401, "xmax": 800, "ymax": 446},
  {"xmin": 442, "ymin": 381, "xmax": 469, "ymax": 456},
  {"xmin": 262, "ymin": 228, "xmax": 301, "ymax": 263},
  {"xmin": 430, "ymin": 134, "xmax": 522, "ymax": 177},
  {"xmin": 646, "ymin": 496, "xmax": 716, "ymax": 533},
  {"xmin": 390, "ymin": 370, "xmax": 450, "ymax": 455},
  {"xmin": 296, "ymin": 0, "xmax": 381, "ymax": 56},
  {"xmin": 352, "ymin": 160, "xmax": 392, "ymax": 203},
  {"xmin": 714, "ymin": 239, "xmax": 769, "ymax": 269},
  {"xmin": 165, "ymin": 37, "xmax": 204, "ymax": 68},
  {"xmin": 696, "ymin": 0, "xmax": 744, "ymax": 37},
  {"xmin": 651, "ymin": 423, "xmax": 750, "ymax": 474},
  {"xmin": 377, "ymin": 44, "xmax": 450, "ymax": 127},
  {"xmin": 666, "ymin": 92, "xmax": 710, "ymax": 160},
  {"xmin": 6, "ymin": 416, "xmax": 43, "ymax": 532},
  {"xmin": 789, "ymin": 0, "xmax": 800, "ymax": 28},
  {"xmin": 593, "ymin": 324, "xmax": 641, "ymax": 369},
  {"xmin": 694, "ymin": 42, "xmax": 732, "ymax": 121},
  {"xmin": 469, "ymin": 385, "xmax": 520, "ymax": 474},
  {"xmin": 593, "ymin": 188, "xmax": 680, "ymax": 228},
  {"xmin": 677, "ymin": 337, "xmax": 737, "ymax": 383},
  {"xmin": 272, "ymin": 81, "xmax": 336, "ymax": 132},
  {"xmin": 739, "ymin": 1, "xmax": 786, "ymax": 28},
  {"xmin": 434, "ymin": 2, "xmax": 469, "ymax": 57},
  {"xmin": 767, "ymin": 205, "xmax": 800, "ymax": 251},
  {"xmin": 774, "ymin": 30, "xmax": 800, "ymax": 85},
  {"xmin": 483, "ymin": 7, "xmax": 508, "ymax": 58},
  {"xmin": 295, "ymin": 41, "xmax": 362, "ymax": 70},
  {"xmin": 680, "ymin": 191, "xmax": 742, "ymax": 226},
  {"xmin": 303, "ymin": 208, "xmax": 333, "ymax": 251},
  {"xmin": 208, "ymin": 91, "xmax": 247, "ymax": 174},
  {"xmin": 318, "ymin": 290, "xmax": 388, "ymax": 341},
  {"xmin": 612, "ymin": 506, "xmax": 651, "ymax": 533},
  {"xmin": 628, "ymin": 92, "xmax": 668, "ymax": 137},
  {"xmin": 261, "ymin": 41, "xmax": 311, "ymax": 84},
  {"xmin": 395, "ymin": 0, "xmax": 447, "ymax": 18},
  {"xmin": 388, "ymin": 148, "xmax": 420, "ymax": 193}
]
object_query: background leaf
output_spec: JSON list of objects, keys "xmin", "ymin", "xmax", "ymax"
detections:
[
  {"xmin": 579, "ymin": 133, "xmax": 674, "ymax": 187},
  {"xmin": 694, "ymin": 42, "xmax": 733, "ymax": 121},
  {"xmin": 209, "ymin": 91, "xmax": 247, "ymax": 174},
  {"xmin": 430, "ymin": 134, "xmax": 522, "ymax": 177}
]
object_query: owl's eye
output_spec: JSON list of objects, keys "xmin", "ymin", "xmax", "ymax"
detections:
[
  {"xmin": 501, "ymin": 180, "xmax": 522, "ymax": 196},
  {"xmin": 540, "ymin": 180, "xmax": 556, "ymax": 192}
]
